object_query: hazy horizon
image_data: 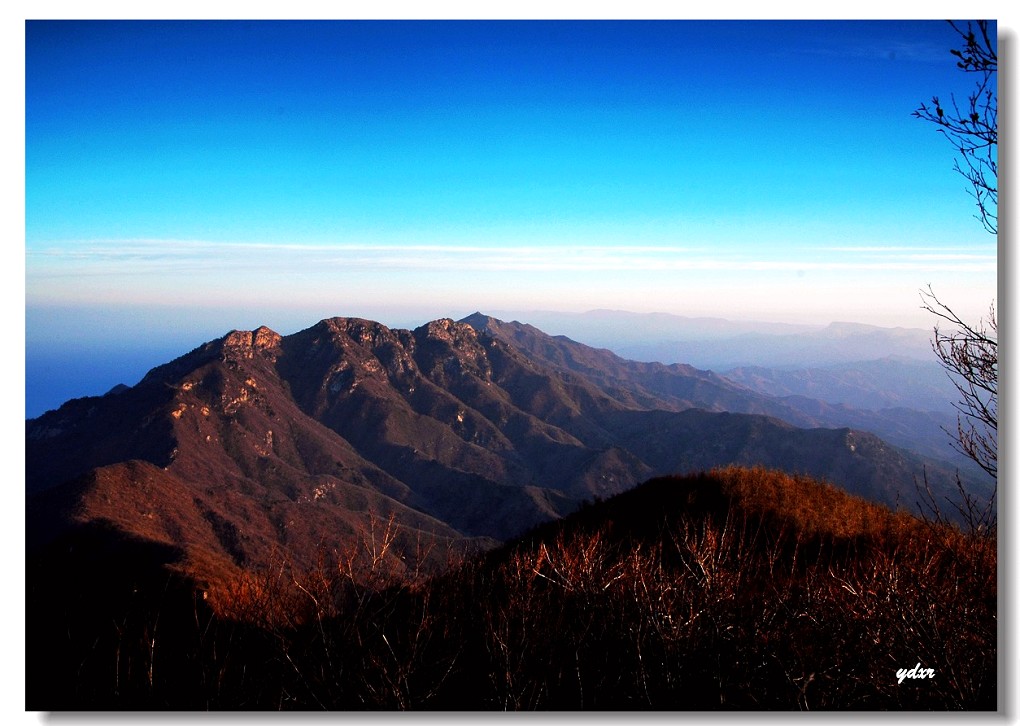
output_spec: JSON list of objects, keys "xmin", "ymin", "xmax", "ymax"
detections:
[{"xmin": 26, "ymin": 302, "xmax": 945, "ymax": 419}]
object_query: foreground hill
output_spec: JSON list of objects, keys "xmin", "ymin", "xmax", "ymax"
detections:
[
  {"xmin": 27, "ymin": 314, "xmax": 982, "ymax": 591},
  {"xmin": 27, "ymin": 467, "xmax": 995, "ymax": 709}
]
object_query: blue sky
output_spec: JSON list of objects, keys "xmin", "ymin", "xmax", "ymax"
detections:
[{"xmin": 22, "ymin": 18, "xmax": 1001, "ymax": 414}]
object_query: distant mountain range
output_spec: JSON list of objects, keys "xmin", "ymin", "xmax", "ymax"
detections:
[
  {"xmin": 487, "ymin": 308, "xmax": 938, "ymax": 369},
  {"xmin": 26, "ymin": 313, "xmax": 985, "ymax": 592},
  {"xmin": 721, "ymin": 357, "xmax": 956, "ymax": 413}
]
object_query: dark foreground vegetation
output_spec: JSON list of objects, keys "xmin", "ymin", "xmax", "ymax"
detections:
[{"xmin": 26, "ymin": 467, "xmax": 996, "ymax": 710}]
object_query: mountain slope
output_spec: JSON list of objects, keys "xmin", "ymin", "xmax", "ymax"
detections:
[
  {"xmin": 461, "ymin": 313, "xmax": 978, "ymax": 469},
  {"xmin": 491, "ymin": 309, "xmax": 934, "ymax": 368}
]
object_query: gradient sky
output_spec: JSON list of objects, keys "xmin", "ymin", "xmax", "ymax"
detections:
[{"xmin": 26, "ymin": 19, "xmax": 998, "ymax": 339}]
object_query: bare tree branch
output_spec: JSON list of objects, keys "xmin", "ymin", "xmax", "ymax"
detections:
[
  {"xmin": 913, "ymin": 20, "xmax": 997, "ymax": 234},
  {"xmin": 914, "ymin": 21, "xmax": 997, "ymax": 498},
  {"xmin": 920, "ymin": 286, "xmax": 997, "ymax": 481}
]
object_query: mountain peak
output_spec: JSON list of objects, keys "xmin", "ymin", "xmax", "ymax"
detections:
[
  {"xmin": 222, "ymin": 325, "xmax": 282, "ymax": 359},
  {"xmin": 316, "ymin": 316, "xmax": 396, "ymax": 341},
  {"xmin": 416, "ymin": 317, "xmax": 479, "ymax": 343},
  {"xmin": 460, "ymin": 311, "xmax": 502, "ymax": 330}
]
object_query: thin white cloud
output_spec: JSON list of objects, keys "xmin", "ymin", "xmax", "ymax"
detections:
[{"xmin": 25, "ymin": 238, "xmax": 997, "ymax": 276}]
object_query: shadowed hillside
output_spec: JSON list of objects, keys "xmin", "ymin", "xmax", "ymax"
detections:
[{"xmin": 27, "ymin": 467, "xmax": 996, "ymax": 710}]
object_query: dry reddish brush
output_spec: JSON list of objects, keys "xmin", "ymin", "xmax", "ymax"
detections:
[{"xmin": 27, "ymin": 466, "xmax": 995, "ymax": 710}]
